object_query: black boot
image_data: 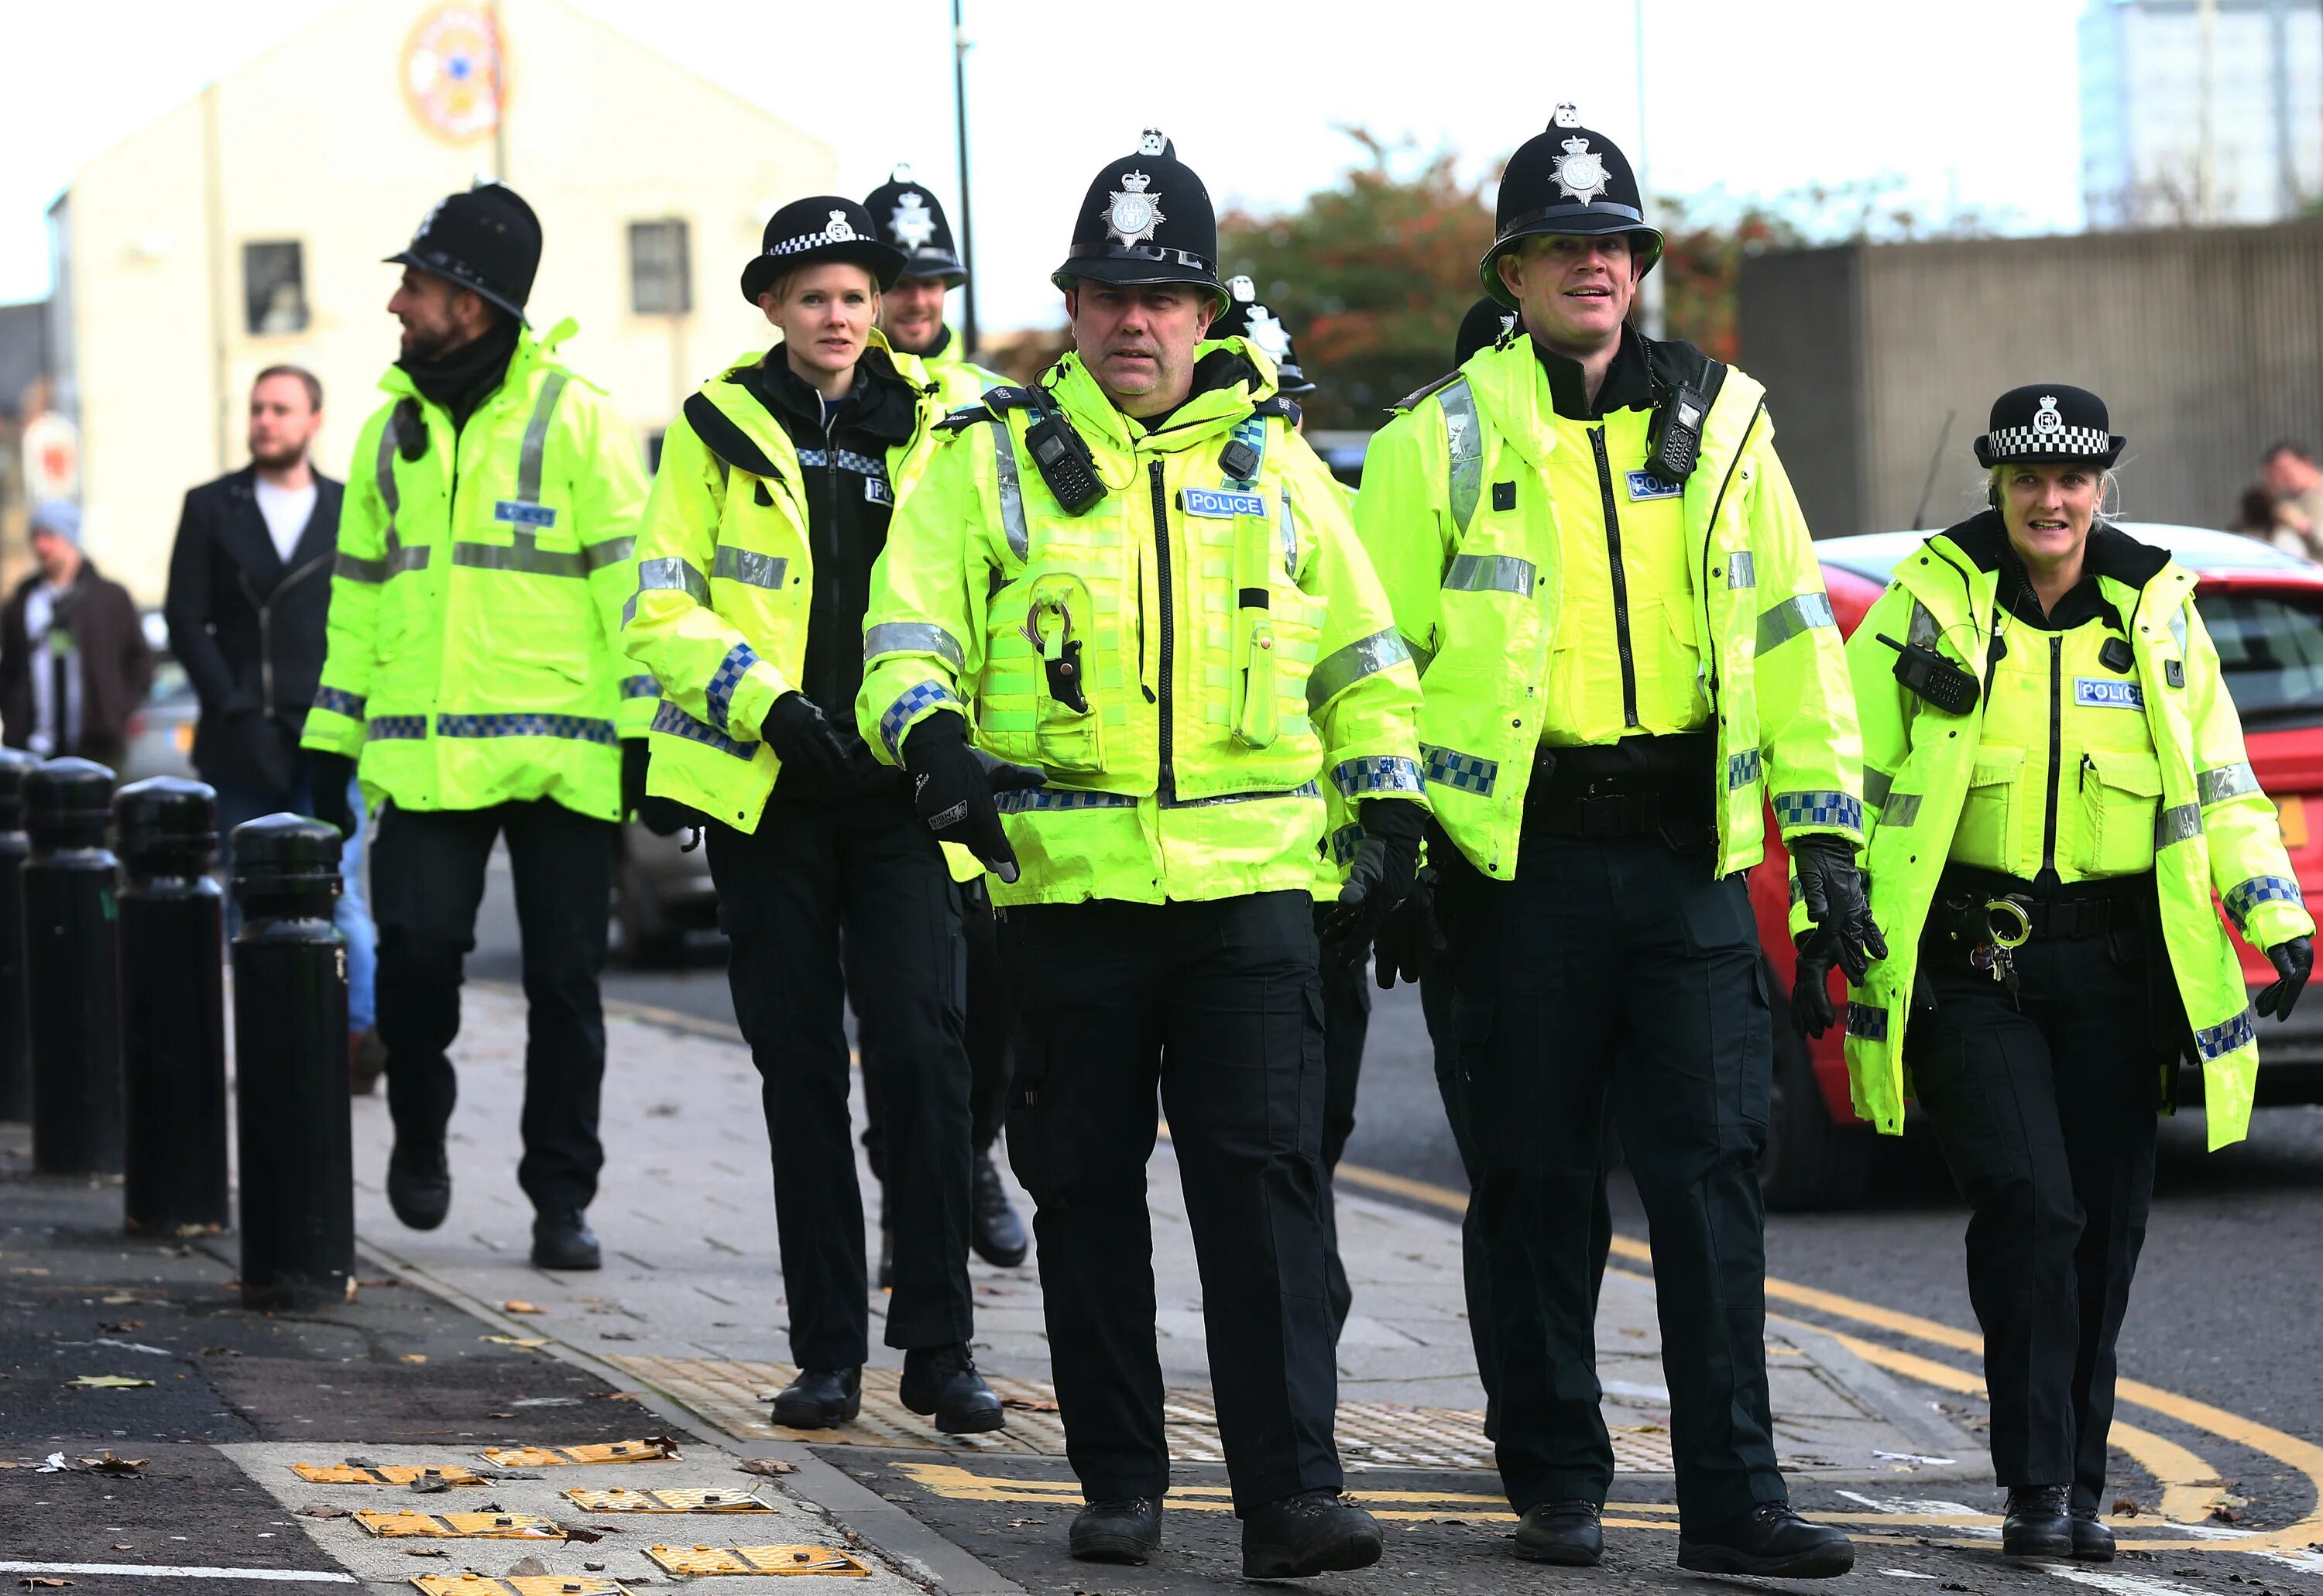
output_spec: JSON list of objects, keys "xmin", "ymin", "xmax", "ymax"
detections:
[
  {"xmin": 970, "ymin": 1150, "xmax": 1029, "ymax": 1267},
  {"xmin": 1069, "ymin": 1498, "xmax": 1162, "ymax": 1564},
  {"xmin": 2003, "ymin": 1486, "xmax": 2074, "ymax": 1559},
  {"xmin": 1678, "ymin": 1503, "xmax": 1854, "ymax": 1578},
  {"xmin": 2068, "ymin": 1507, "xmax": 2115, "ymax": 1562},
  {"xmin": 530, "ymin": 1208, "xmax": 600, "ymax": 1270},
  {"xmin": 768, "ymin": 1367, "xmax": 861, "ymax": 1430},
  {"xmin": 1511, "ymin": 1501, "xmax": 1602, "ymax": 1566},
  {"xmin": 1240, "ymin": 1491, "xmax": 1384, "ymax": 1579},
  {"xmin": 899, "ymin": 1344, "xmax": 1004, "ymax": 1434},
  {"xmin": 386, "ymin": 1141, "xmax": 451, "ymax": 1230}
]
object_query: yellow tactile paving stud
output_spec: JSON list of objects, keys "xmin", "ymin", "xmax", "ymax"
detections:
[
  {"xmin": 646, "ymin": 1544, "xmax": 871, "ymax": 1577},
  {"xmin": 410, "ymin": 1577, "xmax": 628, "ymax": 1596},
  {"xmin": 480, "ymin": 1438, "xmax": 680, "ymax": 1467},
  {"xmin": 564, "ymin": 1485, "xmax": 771, "ymax": 1513},
  {"xmin": 294, "ymin": 1462, "xmax": 487, "ymax": 1485},
  {"xmin": 357, "ymin": 1508, "xmax": 562, "ymax": 1538}
]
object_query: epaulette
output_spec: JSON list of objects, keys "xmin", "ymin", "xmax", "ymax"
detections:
[
  {"xmin": 684, "ymin": 392, "xmax": 784, "ymax": 480},
  {"xmin": 1642, "ymin": 337, "xmax": 1728, "ymax": 414},
  {"xmin": 935, "ymin": 385, "xmax": 1042, "ymax": 436},
  {"xmin": 1253, "ymin": 396, "xmax": 1301, "ymax": 425},
  {"xmin": 1388, "ymin": 370, "xmax": 1463, "ymax": 415}
]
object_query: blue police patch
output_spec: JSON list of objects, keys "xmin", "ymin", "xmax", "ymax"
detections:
[
  {"xmin": 494, "ymin": 499, "xmax": 557, "ymax": 528},
  {"xmin": 2074, "ymin": 677, "xmax": 2144, "ymax": 709},
  {"xmin": 1180, "ymin": 487, "xmax": 1268, "ymax": 519},
  {"xmin": 1625, "ymin": 471, "xmax": 1683, "ymax": 501}
]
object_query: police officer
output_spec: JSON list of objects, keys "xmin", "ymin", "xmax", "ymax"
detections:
[
  {"xmin": 1212, "ymin": 274, "xmax": 1318, "ymax": 403},
  {"xmin": 304, "ymin": 183, "xmax": 650, "ymax": 1271},
  {"xmin": 621, "ymin": 197, "xmax": 1004, "ymax": 1435},
  {"xmin": 859, "ymin": 129, "xmax": 1422, "ymax": 1579},
  {"xmin": 864, "ymin": 165, "xmax": 1007, "ymax": 407},
  {"xmin": 1354, "ymin": 106, "xmax": 1872, "ymax": 1577},
  {"xmin": 1797, "ymin": 386, "xmax": 2314, "ymax": 1562},
  {"xmin": 1454, "ymin": 296, "xmax": 1518, "ymax": 366}
]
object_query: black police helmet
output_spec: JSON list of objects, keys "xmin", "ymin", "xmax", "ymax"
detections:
[
  {"xmin": 1454, "ymin": 296, "xmax": 1520, "ymax": 365},
  {"xmin": 1052, "ymin": 129, "xmax": 1226, "ymax": 310},
  {"xmin": 1973, "ymin": 384, "xmax": 2125, "ymax": 470},
  {"xmin": 1213, "ymin": 275, "xmax": 1315, "ymax": 393},
  {"xmin": 1479, "ymin": 104, "xmax": 1664, "ymax": 307},
  {"xmin": 864, "ymin": 164, "xmax": 966, "ymax": 286},
  {"xmin": 741, "ymin": 197, "xmax": 906, "ymax": 306},
  {"xmin": 386, "ymin": 182, "xmax": 542, "ymax": 325}
]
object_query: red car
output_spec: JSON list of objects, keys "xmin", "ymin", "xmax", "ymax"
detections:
[{"xmin": 1752, "ymin": 524, "xmax": 2323, "ymax": 1207}]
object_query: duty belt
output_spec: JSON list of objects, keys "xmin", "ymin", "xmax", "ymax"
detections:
[
  {"xmin": 1936, "ymin": 867, "xmax": 2152, "ymax": 942},
  {"xmin": 1524, "ymin": 739, "xmax": 1714, "ymax": 846}
]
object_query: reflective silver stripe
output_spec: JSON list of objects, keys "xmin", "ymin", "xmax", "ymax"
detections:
[
  {"xmin": 1727, "ymin": 551, "xmax": 1757, "ymax": 589},
  {"xmin": 386, "ymin": 543, "xmax": 430, "ymax": 575},
  {"xmin": 2194, "ymin": 1007, "xmax": 2256, "ymax": 1062},
  {"xmin": 584, "ymin": 534, "xmax": 637, "ymax": 571},
  {"xmin": 1845, "ymin": 1001, "xmax": 1889, "ymax": 1042},
  {"xmin": 865, "ymin": 622, "xmax": 966, "ymax": 671},
  {"xmin": 1728, "ymin": 747, "xmax": 1761, "ymax": 790},
  {"xmin": 1906, "ymin": 600, "xmax": 1940, "ymax": 650},
  {"xmin": 1330, "ymin": 756, "xmax": 1424, "ymax": 798},
  {"xmin": 623, "ymin": 556, "xmax": 710, "ymax": 626},
  {"xmin": 335, "ymin": 552, "xmax": 387, "ymax": 583},
  {"xmin": 712, "ymin": 547, "xmax": 787, "ymax": 590},
  {"xmin": 516, "ymin": 372, "xmax": 569, "ymax": 505},
  {"xmin": 2170, "ymin": 604, "xmax": 2189, "ymax": 654},
  {"xmin": 1443, "ymin": 553, "xmax": 1536, "ymax": 596},
  {"xmin": 1164, "ymin": 781, "xmax": 1323, "ymax": 809},
  {"xmin": 1882, "ymin": 793, "xmax": 1922, "ymax": 828},
  {"xmin": 2156, "ymin": 802, "xmax": 2204, "ymax": 848},
  {"xmin": 1306, "ymin": 627, "xmax": 1411, "ymax": 712},
  {"xmin": 987, "ymin": 414, "xmax": 1028, "ymax": 561},
  {"xmin": 1441, "ymin": 379, "xmax": 1483, "ymax": 533},
  {"xmin": 374, "ymin": 418, "xmax": 402, "ymax": 535},
  {"xmin": 1278, "ymin": 486, "xmax": 1298, "ymax": 577},
  {"xmin": 1862, "ymin": 767, "xmax": 1893, "ymax": 808},
  {"xmin": 1755, "ymin": 592, "xmax": 1837, "ymax": 653},
  {"xmin": 453, "ymin": 534, "xmax": 586, "ymax": 576},
  {"xmin": 2198, "ymin": 762, "xmax": 2259, "ymax": 805}
]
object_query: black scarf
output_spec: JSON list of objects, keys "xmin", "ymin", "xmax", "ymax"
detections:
[{"xmin": 399, "ymin": 317, "xmax": 520, "ymax": 431}]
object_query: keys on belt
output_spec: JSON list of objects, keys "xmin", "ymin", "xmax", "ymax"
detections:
[{"xmin": 1967, "ymin": 898, "xmax": 2031, "ymax": 993}]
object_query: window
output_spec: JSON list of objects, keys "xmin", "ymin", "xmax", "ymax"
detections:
[
  {"xmin": 2201, "ymin": 589, "xmax": 2323, "ymax": 729},
  {"xmin": 242, "ymin": 241, "xmax": 308, "ymax": 335},
  {"xmin": 629, "ymin": 220, "xmax": 691, "ymax": 316}
]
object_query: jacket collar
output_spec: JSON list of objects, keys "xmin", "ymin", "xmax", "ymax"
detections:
[
  {"xmin": 1044, "ymin": 335, "xmax": 1272, "ymax": 460},
  {"xmin": 377, "ymin": 316, "xmax": 577, "ymax": 415},
  {"xmin": 1912, "ymin": 512, "xmax": 2190, "ymax": 644},
  {"xmin": 743, "ymin": 333, "xmax": 921, "ymax": 446},
  {"xmin": 1532, "ymin": 324, "xmax": 1656, "ymax": 420}
]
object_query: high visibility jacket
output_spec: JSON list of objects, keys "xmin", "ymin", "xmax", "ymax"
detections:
[
  {"xmin": 621, "ymin": 338, "xmax": 949, "ymax": 836},
  {"xmin": 302, "ymin": 319, "xmax": 650, "ymax": 820},
  {"xmin": 917, "ymin": 325, "xmax": 1008, "ymax": 410},
  {"xmin": 855, "ymin": 339, "xmax": 1428, "ymax": 908},
  {"xmin": 1841, "ymin": 513, "xmax": 2314, "ymax": 1149},
  {"xmin": 1353, "ymin": 333, "xmax": 1862, "ymax": 878}
]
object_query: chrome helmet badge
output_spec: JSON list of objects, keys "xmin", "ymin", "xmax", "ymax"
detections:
[
  {"xmin": 1552, "ymin": 136, "xmax": 1608, "ymax": 205},
  {"xmin": 823, "ymin": 209, "xmax": 858, "ymax": 243},
  {"xmin": 1107, "ymin": 169, "xmax": 1165, "ymax": 246},
  {"xmin": 2033, "ymin": 394, "xmax": 2064, "ymax": 436},
  {"xmin": 890, "ymin": 190, "xmax": 937, "ymax": 252}
]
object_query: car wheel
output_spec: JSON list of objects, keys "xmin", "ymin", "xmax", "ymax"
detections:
[{"xmin": 1759, "ymin": 951, "xmax": 1873, "ymax": 1210}]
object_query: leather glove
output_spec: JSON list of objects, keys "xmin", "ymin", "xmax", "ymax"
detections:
[
  {"xmin": 901, "ymin": 713, "xmax": 1045, "ymax": 884},
  {"xmin": 621, "ymin": 740, "xmax": 650, "ymax": 822},
  {"xmin": 2260, "ymin": 935, "xmax": 2313, "ymax": 1022},
  {"xmin": 764, "ymin": 692, "xmax": 858, "ymax": 784},
  {"xmin": 1318, "ymin": 798, "xmax": 1426, "ymax": 955},
  {"xmin": 1372, "ymin": 863, "xmax": 1449, "ymax": 990},
  {"xmin": 1792, "ymin": 833, "xmax": 1889, "ymax": 983},
  {"xmin": 306, "ymin": 750, "xmax": 357, "ymax": 839},
  {"xmin": 1789, "ymin": 930, "xmax": 1839, "ymax": 1039}
]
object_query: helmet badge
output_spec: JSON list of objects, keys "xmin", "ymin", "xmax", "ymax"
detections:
[
  {"xmin": 823, "ymin": 209, "xmax": 859, "ymax": 243},
  {"xmin": 1244, "ymin": 304, "xmax": 1291, "ymax": 362},
  {"xmin": 1552, "ymin": 136, "xmax": 1609, "ymax": 205},
  {"xmin": 890, "ymin": 190, "xmax": 937, "ymax": 251},
  {"xmin": 1107, "ymin": 169, "xmax": 1165, "ymax": 246},
  {"xmin": 2032, "ymin": 395, "xmax": 2064, "ymax": 436}
]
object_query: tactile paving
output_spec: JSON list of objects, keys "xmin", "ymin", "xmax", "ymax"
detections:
[{"xmin": 645, "ymin": 1543, "xmax": 870, "ymax": 1577}]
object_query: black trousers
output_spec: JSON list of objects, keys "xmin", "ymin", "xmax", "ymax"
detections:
[
  {"xmin": 1317, "ymin": 942, "xmax": 1372, "ymax": 1333},
  {"xmin": 707, "ymin": 784, "xmax": 975, "ymax": 1368},
  {"xmin": 372, "ymin": 798, "xmax": 615, "ymax": 1213},
  {"xmin": 1912, "ymin": 928, "xmax": 2164, "ymax": 1508},
  {"xmin": 853, "ymin": 892, "xmax": 1012, "ymax": 1193},
  {"xmin": 1439, "ymin": 835, "xmax": 1783, "ymax": 1526},
  {"xmin": 1001, "ymin": 891, "xmax": 1342, "ymax": 1515}
]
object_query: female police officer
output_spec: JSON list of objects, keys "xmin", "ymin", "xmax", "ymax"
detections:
[
  {"xmin": 1796, "ymin": 385, "xmax": 2314, "ymax": 1561},
  {"xmin": 623, "ymin": 196, "xmax": 1015, "ymax": 1436}
]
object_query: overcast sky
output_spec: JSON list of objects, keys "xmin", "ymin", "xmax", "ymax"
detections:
[{"xmin": 0, "ymin": 0, "xmax": 2088, "ymax": 333}]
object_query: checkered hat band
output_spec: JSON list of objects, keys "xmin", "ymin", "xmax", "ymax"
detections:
[
  {"xmin": 1986, "ymin": 423, "xmax": 2112, "ymax": 458},
  {"xmin": 767, "ymin": 228, "xmax": 859, "ymax": 259}
]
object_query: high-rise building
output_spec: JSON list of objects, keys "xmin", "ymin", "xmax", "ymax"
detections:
[{"xmin": 2081, "ymin": 0, "xmax": 2323, "ymax": 228}]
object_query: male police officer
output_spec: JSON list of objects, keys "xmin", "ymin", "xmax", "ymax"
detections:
[
  {"xmin": 865, "ymin": 165, "xmax": 1007, "ymax": 408},
  {"xmin": 1355, "ymin": 108, "xmax": 1876, "ymax": 1577},
  {"xmin": 860, "ymin": 130, "xmax": 1423, "ymax": 1580},
  {"xmin": 304, "ymin": 183, "xmax": 651, "ymax": 1270}
]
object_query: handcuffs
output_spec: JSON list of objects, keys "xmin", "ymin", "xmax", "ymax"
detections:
[{"xmin": 1966, "ymin": 897, "xmax": 2033, "ymax": 990}]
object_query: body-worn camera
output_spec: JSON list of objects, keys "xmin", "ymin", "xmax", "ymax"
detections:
[
  {"xmin": 1025, "ymin": 409, "xmax": 1105, "ymax": 516},
  {"xmin": 1877, "ymin": 633, "xmax": 1980, "ymax": 714}
]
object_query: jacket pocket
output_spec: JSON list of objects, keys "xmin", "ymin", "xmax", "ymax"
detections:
[
  {"xmin": 980, "ymin": 568, "xmax": 1106, "ymax": 776},
  {"xmin": 2079, "ymin": 745, "xmax": 2163, "ymax": 877},
  {"xmin": 1954, "ymin": 744, "xmax": 2024, "ymax": 867}
]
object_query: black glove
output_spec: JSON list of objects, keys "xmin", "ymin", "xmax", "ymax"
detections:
[
  {"xmin": 621, "ymin": 740, "xmax": 650, "ymax": 822},
  {"xmin": 901, "ymin": 713, "xmax": 1045, "ymax": 884},
  {"xmin": 764, "ymin": 692, "xmax": 858, "ymax": 784},
  {"xmin": 1789, "ymin": 931, "xmax": 1839, "ymax": 1039},
  {"xmin": 2260, "ymin": 935, "xmax": 2313, "ymax": 1022},
  {"xmin": 1319, "ymin": 798, "xmax": 1426, "ymax": 955},
  {"xmin": 1792, "ymin": 833, "xmax": 1889, "ymax": 984},
  {"xmin": 1372, "ymin": 863, "xmax": 1450, "ymax": 990},
  {"xmin": 306, "ymin": 750, "xmax": 357, "ymax": 839}
]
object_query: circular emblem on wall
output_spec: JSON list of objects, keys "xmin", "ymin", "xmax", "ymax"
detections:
[{"xmin": 402, "ymin": 3, "xmax": 508, "ymax": 146}]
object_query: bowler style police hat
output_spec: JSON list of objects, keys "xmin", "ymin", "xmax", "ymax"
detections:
[
  {"xmin": 387, "ymin": 181, "xmax": 543, "ymax": 325},
  {"xmin": 1455, "ymin": 296, "xmax": 1519, "ymax": 366},
  {"xmin": 1973, "ymin": 385, "xmax": 2125, "ymax": 469},
  {"xmin": 1480, "ymin": 104, "xmax": 1664, "ymax": 307},
  {"xmin": 741, "ymin": 197, "xmax": 906, "ymax": 305},
  {"xmin": 864, "ymin": 164, "xmax": 966, "ymax": 286},
  {"xmin": 1052, "ymin": 129, "xmax": 1226, "ymax": 308},
  {"xmin": 1213, "ymin": 275, "xmax": 1315, "ymax": 394}
]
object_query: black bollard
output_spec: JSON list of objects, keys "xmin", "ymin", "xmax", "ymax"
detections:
[
  {"xmin": 230, "ymin": 813, "xmax": 351, "ymax": 1310},
  {"xmin": 116, "ymin": 777, "xmax": 229, "ymax": 1234},
  {"xmin": 23, "ymin": 758, "xmax": 121, "ymax": 1175},
  {"xmin": 0, "ymin": 748, "xmax": 40, "ymax": 1121}
]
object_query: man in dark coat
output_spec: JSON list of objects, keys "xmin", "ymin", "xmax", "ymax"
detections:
[{"xmin": 1, "ymin": 500, "xmax": 153, "ymax": 770}]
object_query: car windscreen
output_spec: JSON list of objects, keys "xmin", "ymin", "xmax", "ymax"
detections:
[{"xmin": 2197, "ymin": 589, "xmax": 2323, "ymax": 728}]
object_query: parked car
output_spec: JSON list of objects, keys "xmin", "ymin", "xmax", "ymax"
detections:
[
  {"xmin": 1751, "ymin": 524, "xmax": 2323, "ymax": 1207},
  {"xmin": 611, "ymin": 821, "xmax": 719, "ymax": 966},
  {"xmin": 118, "ymin": 610, "xmax": 197, "ymax": 785}
]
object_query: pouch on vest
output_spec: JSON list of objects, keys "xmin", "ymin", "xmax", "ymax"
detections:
[
  {"xmin": 1230, "ymin": 494, "xmax": 1280, "ymax": 750},
  {"xmin": 1026, "ymin": 572, "xmax": 1103, "ymax": 775},
  {"xmin": 2078, "ymin": 747, "xmax": 2162, "ymax": 877}
]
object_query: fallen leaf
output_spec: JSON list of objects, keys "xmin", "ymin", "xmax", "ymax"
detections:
[
  {"xmin": 78, "ymin": 1454, "xmax": 145, "ymax": 1476},
  {"xmin": 479, "ymin": 1336, "xmax": 548, "ymax": 1348},
  {"xmin": 503, "ymin": 1556, "xmax": 550, "ymax": 1577},
  {"xmin": 588, "ymin": 1391, "xmax": 643, "ymax": 1402},
  {"xmin": 297, "ymin": 1504, "xmax": 351, "ymax": 1519},
  {"xmin": 2114, "ymin": 1498, "xmax": 2144, "ymax": 1517},
  {"xmin": 96, "ymin": 1321, "xmax": 142, "ymax": 1333},
  {"xmin": 403, "ymin": 1548, "xmax": 448, "ymax": 1560},
  {"xmin": 739, "ymin": 1458, "xmax": 799, "ymax": 1477},
  {"xmin": 583, "ymin": 1563, "xmax": 606, "ymax": 1573},
  {"xmin": 503, "ymin": 1301, "xmax": 542, "ymax": 1314},
  {"xmin": 67, "ymin": 1375, "xmax": 153, "ymax": 1389},
  {"xmin": 561, "ymin": 1526, "xmax": 602, "ymax": 1544},
  {"xmin": 399, "ymin": 1354, "xmax": 427, "ymax": 1364},
  {"xmin": 1000, "ymin": 1397, "xmax": 1058, "ymax": 1412},
  {"xmin": 19, "ymin": 1577, "xmax": 72, "ymax": 1587},
  {"xmin": 408, "ymin": 1475, "xmax": 454, "ymax": 1495},
  {"xmin": 2212, "ymin": 1505, "xmax": 2242, "ymax": 1524}
]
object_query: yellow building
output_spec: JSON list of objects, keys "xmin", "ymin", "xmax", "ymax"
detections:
[{"xmin": 49, "ymin": 0, "xmax": 834, "ymax": 601}]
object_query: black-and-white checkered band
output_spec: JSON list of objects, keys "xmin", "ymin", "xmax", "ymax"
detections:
[
  {"xmin": 764, "ymin": 228, "xmax": 857, "ymax": 260},
  {"xmin": 1985, "ymin": 422, "xmax": 2112, "ymax": 458}
]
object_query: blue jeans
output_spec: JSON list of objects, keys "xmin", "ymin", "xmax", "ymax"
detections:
[{"xmin": 212, "ymin": 772, "xmax": 378, "ymax": 1034}]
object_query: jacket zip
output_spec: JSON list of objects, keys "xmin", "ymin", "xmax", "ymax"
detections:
[
  {"xmin": 1589, "ymin": 427, "xmax": 1640, "ymax": 727},
  {"xmin": 2041, "ymin": 633, "xmax": 2064, "ymax": 880},
  {"xmin": 1148, "ymin": 461, "xmax": 1176, "ymax": 802},
  {"xmin": 240, "ymin": 550, "xmax": 332, "ymax": 719}
]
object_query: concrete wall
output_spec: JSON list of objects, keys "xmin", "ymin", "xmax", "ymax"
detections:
[
  {"xmin": 1738, "ymin": 223, "xmax": 2323, "ymax": 540},
  {"xmin": 60, "ymin": 0, "xmax": 835, "ymax": 602}
]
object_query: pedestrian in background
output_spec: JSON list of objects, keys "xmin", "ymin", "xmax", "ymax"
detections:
[
  {"xmin": 1803, "ymin": 385, "xmax": 2314, "ymax": 1561},
  {"xmin": 303, "ymin": 182, "xmax": 654, "ymax": 1272},
  {"xmin": 2, "ymin": 500, "xmax": 152, "ymax": 771},
  {"xmin": 2261, "ymin": 441, "xmax": 2323, "ymax": 561},
  {"xmin": 165, "ymin": 365, "xmax": 383, "ymax": 1090}
]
